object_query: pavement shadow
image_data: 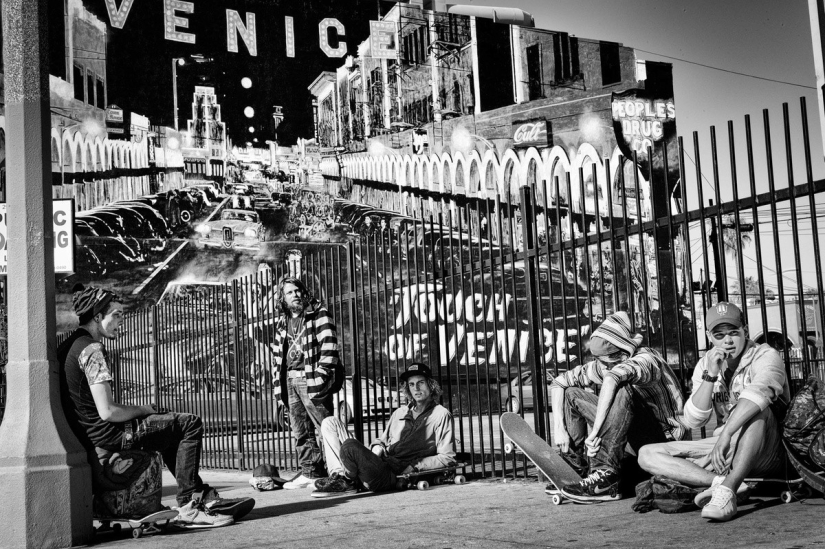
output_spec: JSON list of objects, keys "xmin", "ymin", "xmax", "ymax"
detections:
[
  {"xmin": 244, "ymin": 491, "xmax": 387, "ymax": 520},
  {"xmin": 731, "ymin": 497, "xmax": 785, "ymax": 519}
]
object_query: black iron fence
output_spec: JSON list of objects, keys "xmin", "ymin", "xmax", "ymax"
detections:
[{"xmin": 3, "ymin": 100, "xmax": 824, "ymax": 478}]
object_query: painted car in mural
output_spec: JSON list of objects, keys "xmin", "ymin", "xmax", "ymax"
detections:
[{"xmin": 194, "ymin": 208, "xmax": 263, "ymax": 250}]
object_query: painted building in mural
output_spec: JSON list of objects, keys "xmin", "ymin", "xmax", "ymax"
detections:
[{"xmin": 182, "ymin": 86, "xmax": 227, "ymax": 179}]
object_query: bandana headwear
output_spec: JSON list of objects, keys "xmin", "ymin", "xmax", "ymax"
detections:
[
  {"xmin": 72, "ymin": 284, "xmax": 117, "ymax": 320},
  {"xmin": 590, "ymin": 311, "xmax": 644, "ymax": 357}
]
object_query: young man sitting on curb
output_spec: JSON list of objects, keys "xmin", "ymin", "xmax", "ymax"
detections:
[
  {"xmin": 59, "ymin": 285, "xmax": 253, "ymax": 527},
  {"xmin": 550, "ymin": 311, "xmax": 686, "ymax": 503},
  {"xmin": 638, "ymin": 302, "xmax": 790, "ymax": 521},
  {"xmin": 309, "ymin": 363, "xmax": 456, "ymax": 497}
]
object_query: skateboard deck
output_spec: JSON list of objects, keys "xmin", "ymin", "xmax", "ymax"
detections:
[
  {"xmin": 95, "ymin": 509, "xmax": 179, "ymax": 539},
  {"xmin": 742, "ymin": 476, "xmax": 811, "ymax": 503},
  {"xmin": 500, "ymin": 412, "xmax": 582, "ymax": 504},
  {"xmin": 395, "ymin": 463, "xmax": 467, "ymax": 491}
]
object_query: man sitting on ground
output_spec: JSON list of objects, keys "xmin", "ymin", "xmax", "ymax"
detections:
[
  {"xmin": 638, "ymin": 302, "xmax": 790, "ymax": 521},
  {"xmin": 310, "ymin": 363, "xmax": 456, "ymax": 497},
  {"xmin": 550, "ymin": 311, "xmax": 686, "ymax": 503},
  {"xmin": 59, "ymin": 285, "xmax": 252, "ymax": 527}
]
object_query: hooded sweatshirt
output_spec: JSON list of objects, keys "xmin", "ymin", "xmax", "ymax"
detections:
[{"xmin": 550, "ymin": 312, "xmax": 687, "ymax": 440}]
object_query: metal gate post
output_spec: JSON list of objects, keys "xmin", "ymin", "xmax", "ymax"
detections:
[
  {"xmin": 519, "ymin": 187, "xmax": 547, "ymax": 439},
  {"xmin": 347, "ymin": 242, "xmax": 364, "ymax": 443},
  {"xmin": 230, "ymin": 279, "xmax": 245, "ymax": 469}
]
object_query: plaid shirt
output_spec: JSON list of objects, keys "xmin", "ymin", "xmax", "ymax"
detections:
[
  {"xmin": 550, "ymin": 346, "xmax": 687, "ymax": 441},
  {"xmin": 272, "ymin": 300, "xmax": 340, "ymax": 402}
]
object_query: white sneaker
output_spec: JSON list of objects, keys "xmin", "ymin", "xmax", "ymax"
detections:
[
  {"xmin": 701, "ymin": 485, "xmax": 738, "ymax": 521},
  {"xmin": 173, "ymin": 500, "xmax": 234, "ymax": 528},
  {"xmin": 283, "ymin": 474, "xmax": 317, "ymax": 490},
  {"xmin": 694, "ymin": 476, "xmax": 750, "ymax": 508}
]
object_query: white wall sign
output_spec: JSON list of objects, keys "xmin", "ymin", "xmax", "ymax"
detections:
[
  {"xmin": 0, "ymin": 200, "xmax": 75, "ymax": 275},
  {"xmin": 370, "ymin": 20, "xmax": 397, "ymax": 59}
]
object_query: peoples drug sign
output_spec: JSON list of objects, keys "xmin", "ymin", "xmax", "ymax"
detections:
[{"xmin": 0, "ymin": 200, "xmax": 75, "ymax": 274}]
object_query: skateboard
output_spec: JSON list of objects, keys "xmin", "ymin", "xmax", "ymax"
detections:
[
  {"xmin": 95, "ymin": 509, "xmax": 179, "ymax": 539},
  {"xmin": 395, "ymin": 464, "xmax": 467, "ymax": 491},
  {"xmin": 500, "ymin": 412, "xmax": 583, "ymax": 505},
  {"xmin": 743, "ymin": 476, "xmax": 812, "ymax": 503}
]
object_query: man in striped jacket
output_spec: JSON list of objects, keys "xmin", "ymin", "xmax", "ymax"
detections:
[
  {"xmin": 272, "ymin": 277, "xmax": 343, "ymax": 489},
  {"xmin": 549, "ymin": 311, "xmax": 686, "ymax": 503}
]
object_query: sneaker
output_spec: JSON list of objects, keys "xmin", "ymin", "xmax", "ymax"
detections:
[
  {"xmin": 205, "ymin": 497, "xmax": 256, "ymax": 520},
  {"xmin": 310, "ymin": 474, "xmax": 358, "ymax": 498},
  {"xmin": 283, "ymin": 474, "xmax": 318, "ymax": 490},
  {"xmin": 173, "ymin": 500, "xmax": 234, "ymax": 529},
  {"xmin": 560, "ymin": 469, "xmax": 620, "ymax": 503},
  {"xmin": 701, "ymin": 485, "xmax": 738, "ymax": 521},
  {"xmin": 314, "ymin": 472, "xmax": 345, "ymax": 492},
  {"xmin": 694, "ymin": 477, "xmax": 751, "ymax": 508}
]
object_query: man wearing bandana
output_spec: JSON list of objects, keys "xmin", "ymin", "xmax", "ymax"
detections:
[
  {"xmin": 58, "ymin": 284, "xmax": 251, "ymax": 527},
  {"xmin": 271, "ymin": 277, "xmax": 343, "ymax": 489},
  {"xmin": 549, "ymin": 312, "xmax": 686, "ymax": 503}
]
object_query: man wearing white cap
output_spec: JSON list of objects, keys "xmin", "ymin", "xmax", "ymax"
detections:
[
  {"xmin": 638, "ymin": 301, "xmax": 790, "ymax": 521},
  {"xmin": 549, "ymin": 311, "xmax": 686, "ymax": 503}
]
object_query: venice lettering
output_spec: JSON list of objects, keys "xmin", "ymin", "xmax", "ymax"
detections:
[
  {"xmin": 612, "ymin": 99, "xmax": 675, "ymax": 153},
  {"xmin": 103, "ymin": 0, "xmax": 347, "ymax": 58}
]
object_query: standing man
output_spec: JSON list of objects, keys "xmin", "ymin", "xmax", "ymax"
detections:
[
  {"xmin": 550, "ymin": 311, "xmax": 686, "ymax": 503},
  {"xmin": 310, "ymin": 363, "xmax": 456, "ymax": 497},
  {"xmin": 638, "ymin": 302, "xmax": 789, "ymax": 521},
  {"xmin": 59, "ymin": 285, "xmax": 246, "ymax": 527},
  {"xmin": 272, "ymin": 277, "xmax": 343, "ymax": 489}
]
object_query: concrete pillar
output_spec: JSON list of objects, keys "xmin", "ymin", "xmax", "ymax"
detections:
[{"xmin": 0, "ymin": 0, "xmax": 94, "ymax": 547}]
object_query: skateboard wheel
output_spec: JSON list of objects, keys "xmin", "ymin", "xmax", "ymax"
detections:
[
  {"xmin": 504, "ymin": 443, "xmax": 514, "ymax": 454},
  {"xmin": 132, "ymin": 528, "xmax": 142, "ymax": 539},
  {"xmin": 417, "ymin": 480, "xmax": 429, "ymax": 490},
  {"xmin": 781, "ymin": 491, "xmax": 793, "ymax": 504},
  {"xmin": 112, "ymin": 523, "xmax": 122, "ymax": 533},
  {"xmin": 454, "ymin": 475, "xmax": 466, "ymax": 485},
  {"xmin": 552, "ymin": 495, "xmax": 562, "ymax": 505},
  {"xmin": 433, "ymin": 476, "xmax": 443, "ymax": 486}
]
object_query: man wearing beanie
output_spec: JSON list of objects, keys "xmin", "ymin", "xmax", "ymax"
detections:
[
  {"xmin": 638, "ymin": 302, "xmax": 789, "ymax": 522},
  {"xmin": 59, "ymin": 284, "xmax": 250, "ymax": 527},
  {"xmin": 549, "ymin": 311, "xmax": 686, "ymax": 503}
]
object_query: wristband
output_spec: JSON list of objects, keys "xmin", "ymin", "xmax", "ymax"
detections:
[{"xmin": 701, "ymin": 370, "xmax": 718, "ymax": 383}]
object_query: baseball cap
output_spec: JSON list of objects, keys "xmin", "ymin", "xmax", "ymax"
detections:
[
  {"xmin": 399, "ymin": 362, "xmax": 432, "ymax": 383},
  {"xmin": 249, "ymin": 463, "xmax": 289, "ymax": 491},
  {"xmin": 705, "ymin": 301, "xmax": 745, "ymax": 332}
]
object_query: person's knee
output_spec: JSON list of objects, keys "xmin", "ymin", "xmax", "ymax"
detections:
[
  {"xmin": 637, "ymin": 444, "xmax": 665, "ymax": 473},
  {"xmin": 178, "ymin": 413, "xmax": 203, "ymax": 438}
]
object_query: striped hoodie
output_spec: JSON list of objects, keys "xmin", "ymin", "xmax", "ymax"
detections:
[
  {"xmin": 273, "ymin": 299, "xmax": 340, "ymax": 402},
  {"xmin": 550, "ymin": 312, "xmax": 687, "ymax": 441}
]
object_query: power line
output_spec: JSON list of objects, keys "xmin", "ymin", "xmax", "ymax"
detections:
[{"xmin": 635, "ymin": 48, "xmax": 816, "ymax": 90}]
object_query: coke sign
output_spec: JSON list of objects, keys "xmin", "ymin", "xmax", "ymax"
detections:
[{"xmin": 512, "ymin": 119, "xmax": 549, "ymax": 148}]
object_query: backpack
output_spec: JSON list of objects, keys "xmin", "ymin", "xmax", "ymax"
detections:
[
  {"xmin": 783, "ymin": 375, "xmax": 825, "ymax": 471},
  {"xmin": 632, "ymin": 476, "xmax": 699, "ymax": 514}
]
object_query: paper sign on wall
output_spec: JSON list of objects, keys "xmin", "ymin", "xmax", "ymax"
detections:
[{"xmin": 0, "ymin": 200, "xmax": 75, "ymax": 274}]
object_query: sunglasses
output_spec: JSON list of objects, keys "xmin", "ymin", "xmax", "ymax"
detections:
[{"xmin": 594, "ymin": 350, "xmax": 626, "ymax": 364}]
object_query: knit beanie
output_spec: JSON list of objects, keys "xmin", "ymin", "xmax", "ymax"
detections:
[
  {"xmin": 72, "ymin": 283, "xmax": 117, "ymax": 323},
  {"xmin": 590, "ymin": 311, "xmax": 643, "ymax": 357}
]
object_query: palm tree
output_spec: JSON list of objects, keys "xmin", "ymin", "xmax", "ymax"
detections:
[{"xmin": 721, "ymin": 216, "xmax": 753, "ymax": 258}]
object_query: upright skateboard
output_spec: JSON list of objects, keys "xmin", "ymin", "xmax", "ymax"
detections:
[
  {"xmin": 500, "ymin": 412, "xmax": 583, "ymax": 504},
  {"xmin": 395, "ymin": 463, "xmax": 467, "ymax": 491},
  {"xmin": 95, "ymin": 509, "xmax": 179, "ymax": 539}
]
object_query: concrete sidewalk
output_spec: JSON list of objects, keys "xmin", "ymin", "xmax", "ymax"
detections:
[{"xmin": 87, "ymin": 469, "xmax": 825, "ymax": 548}]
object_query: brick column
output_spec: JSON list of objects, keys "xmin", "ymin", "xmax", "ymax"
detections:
[{"xmin": 0, "ymin": 0, "xmax": 93, "ymax": 546}]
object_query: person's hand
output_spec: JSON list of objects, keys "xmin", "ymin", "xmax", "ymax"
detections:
[
  {"xmin": 705, "ymin": 347, "xmax": 728, "ymax": 377},
  {"xmin": 555, "ymin": 428, "xmax": 571, "ymax": 454},
  {"xmin": 401, "ymin": 465, "xmax": 415, "ymax": 475},
  {"xmin": 710, "ymin": 431, "xmax": 732, "ymax": 474},
  {"xmin": 371, "ymin": 445, "xmax": 386, "ymax": 457},
  {"xmin": 584, "ymin": 434, "xmax": 602, "ymax": 457}
]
